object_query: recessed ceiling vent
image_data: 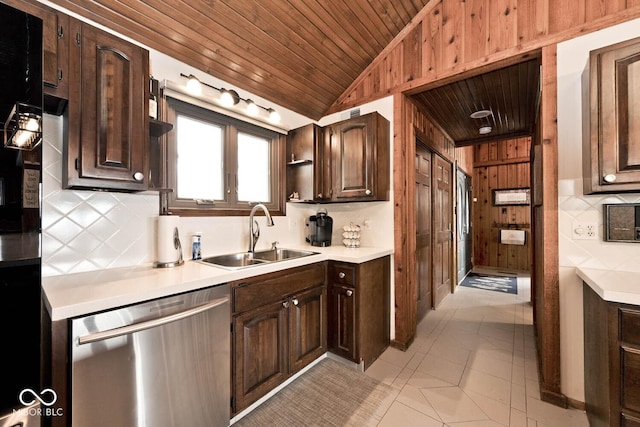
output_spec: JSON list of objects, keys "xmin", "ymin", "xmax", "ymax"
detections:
[{"xmin": 470, "ymin": 109, "xmax": 492, "ymax": 119}]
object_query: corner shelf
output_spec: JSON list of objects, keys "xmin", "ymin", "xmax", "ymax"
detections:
[
  {"xmin": 150, "ymin": 119, "xmax": 173, "ymax": 137},
  {"xmin": 286, "ymin": 159, "xmax": 312, "ymax": 166}
]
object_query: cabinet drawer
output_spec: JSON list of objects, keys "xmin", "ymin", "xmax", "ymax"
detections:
[
  {"xmin": 621, "ymin": 308, "xmax": 640, "ymax": 346},
  {"xmin": 232, "ymin": 262, "xmax": 326, "ymax": 314},
  {"xmin": 329, "ymin": 263, "xmax": 356, "ymax": 285},
  {"xmin": 622, "ymin": 347, "xmax": 640, "ymax": 414}
]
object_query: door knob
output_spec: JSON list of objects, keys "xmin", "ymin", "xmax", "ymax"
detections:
[
  {"xmin": 282, "ymin": 301, "xmax": 289, "ymax": 308},
  {"xmin": 292, "ymin": 298, "xmax": 299, "ymax": 306},
  {"xmin": 338, "ymin": 272, "xmax": 346, "ymax": 279},
  {"xmin": 133, "ymin": 172, "xmax": 144, "ymax": 181},
  {"xmin": 365, "ymin": 189, "xmax": 372, "ymax": 195},
  {"xmin": 346, "ymin": 290, "xmax": 353, "ymax": 297},
  {"xmin": 603, "ymin": 174, "xmax": 617, "ymax": 183}
]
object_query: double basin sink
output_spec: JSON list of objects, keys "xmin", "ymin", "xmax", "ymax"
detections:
[{"xmin": 201, "ymin": 248, "xmax": 318, "ymax": 270}]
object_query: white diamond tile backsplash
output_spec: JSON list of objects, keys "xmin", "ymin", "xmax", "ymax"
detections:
[{"xmin": 42, "ymin": 115, "xmax": 157, "ymax": 276}]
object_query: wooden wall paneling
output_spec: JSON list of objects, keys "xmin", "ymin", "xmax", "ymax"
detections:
[
  {"xmin": 489, "ymin": 0, "xmax": 518, "ymax": 54},
  {"xmin": 422, "ymin": 4, "xmax": 443, "ymax": 77},
  {"xmin": 403, "ymin": 25, "xmax": 423, "ymax": 82},
  {"xmin": 472, "ymin": 137, "xmax": 531, "ymax": 271},
  {"xmin": 464, "ymin": 0, "xmax": 488, "ymax": 63},
  {"xmin": 473, "ymin": 166, "xmax": 487, "ymax": 266},
  {"xmin": 547, "ymin": 0, "xmax": 587, "ymax": 34},
  {"xmin": 329, "ymin": 0, "xmax": 640, "ymax": 116},
  {"xmin": 516, "ymin": 0, "xmax": 547, "ymax": 44},
  {"xmin": 585, "ymin": 0, "xmax": 627, "ymax": 22},
  {"xmin": 393, "ymin": 94, "xmax": 417, "ymax": 350},
  {"xmin": 442, "ymin": 0, "xmax": 464, "ymax": 69},
  {"xmin": 387, "ymin": 45, "xmax": 404, "ymax": 90},
  {"xmin": 455, "ymin": 145, "xmax": 474, "ymax": 175},
  {"xmin": 536, "ymin": 44, "xmax": 564, "ymax": 406}
]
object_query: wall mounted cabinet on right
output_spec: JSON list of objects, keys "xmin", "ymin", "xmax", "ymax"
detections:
[{"xmin": 584, "ymin": 37, "xmax": 640, "ymax": 194}]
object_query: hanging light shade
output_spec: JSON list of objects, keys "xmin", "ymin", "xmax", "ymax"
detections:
[
  {"xmin": 3, "ymin": 102, "xmax": 42, "ymax": 150},
  {"xmin": 185, "ymin": 75, "xmax": 202, "ymax": 95},
  {"xmin": 245, "ymin": 99, "xmax": 259, "ymax": 116},
  {"xmin": 219, "ymin": 89, "xmax": 240, "ymax": 107},
  {"xmin": 267, "ymin": 108, "xmax": 281, "ymax": 123}
]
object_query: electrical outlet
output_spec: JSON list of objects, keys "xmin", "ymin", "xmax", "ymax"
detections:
[{"xmin": 572, "ymin": 221, "xmax": 598, "ymax": 240}]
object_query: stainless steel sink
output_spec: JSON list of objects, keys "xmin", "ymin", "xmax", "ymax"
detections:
[
  {"xmin": 200, "ymin": 252, "xmax": 267, "ymax": 269},
  {"xmin": 253, "ymin": 248, "xmax": 318, "ymax": 262},
  {"xmin": 200, "ymin": 248, "xmax": 318, "ymax": 269}
]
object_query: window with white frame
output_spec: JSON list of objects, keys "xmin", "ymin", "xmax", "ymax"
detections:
[{"xmin": 165, "ymin": 98, "xmax": 285, "ymax": 215}]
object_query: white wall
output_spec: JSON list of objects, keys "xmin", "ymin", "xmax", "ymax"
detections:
[
  {"xmin": 557, "ymin": 17, "xmax": 640, "ymax": 403},
  {"xmin": 41, "ymin": 47, "xmax": 395, "ymax": 276}
]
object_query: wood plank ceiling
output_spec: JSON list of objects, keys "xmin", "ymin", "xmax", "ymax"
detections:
[
  {"xmin": 47, "ymin": 0, "xmax": 430, "ymax": 120},
  {"xmin": 411, "ymin": 59, "xmax": 542, "ymax": 146}
]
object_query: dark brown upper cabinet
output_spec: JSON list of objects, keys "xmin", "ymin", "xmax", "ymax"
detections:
[
  {"xmin": 286, "ymin": 124, "xmax": 331, "ymax": 202},
  {"xmin": 328, "ymin": 112, "xmax": 389, "ymax": 201},
  {"xmin": 63, "ymin": 20, "xmax": 149, "ymax": 192},
  {"xmin": 584, "ymin": 36, "xmax": 640, "ymax": 194},
  {"xmin": 286, "ymin": 112, "xmax": 390, "ymax": 203},
  {"xmin": 3, "ymin": 0, "xmax": 69, "ymax": 114}
]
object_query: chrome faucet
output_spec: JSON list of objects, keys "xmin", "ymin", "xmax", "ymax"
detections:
[{"xmin": 248, "ymin": 203, "xmax": 274, "ymax": 252}]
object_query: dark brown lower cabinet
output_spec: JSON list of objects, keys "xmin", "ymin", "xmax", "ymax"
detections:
[
  {"xmin": 231, "ymin": 262, "xmax": 327, "ymax": 415},
  {"xmin": 584, "ymin": 282, "xmax": 640, "ymax": 427},
  {"xmin": 328, "ymin": 256, "xmax": 390, "ymax": 369}
]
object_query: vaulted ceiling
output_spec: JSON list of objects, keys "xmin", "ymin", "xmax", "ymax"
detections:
[{"xmin": 48, "ymin": 0, "xmax": 430, "ymax": 120}]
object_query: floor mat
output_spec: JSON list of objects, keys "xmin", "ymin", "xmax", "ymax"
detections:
[
  {"xmin": 460, "ymin": 272, "xmax": 518, "ymax": 294},
  {"xmin": 233, "ymin": 358, "xmax": 393, "ymax": 427}
]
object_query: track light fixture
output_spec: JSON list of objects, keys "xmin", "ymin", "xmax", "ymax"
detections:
[{"xmin": 180, "ymin": 73, "xmax": 280, "ymax": 123}]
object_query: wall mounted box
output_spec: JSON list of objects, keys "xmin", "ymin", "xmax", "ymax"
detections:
[{"xmin": 604, "ymin": 204, "xmax": 640, "ymax": 242}]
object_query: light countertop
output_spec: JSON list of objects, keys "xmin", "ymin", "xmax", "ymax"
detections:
[
  {"xmin": 42, "ymin": 245, "xmax": 393, "ymax": 321},
  {"xmin": 577, "ymin": 267, "xmax": 640, "ymax": 305}
]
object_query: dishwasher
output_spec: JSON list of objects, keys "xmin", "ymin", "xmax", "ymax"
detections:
[{"xmin": 71, "ymin": 284, "xmax": 230, "ymax": 427}]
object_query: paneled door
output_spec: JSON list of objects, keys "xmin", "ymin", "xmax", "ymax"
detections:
[
  {"xmin": 415, "ymin": 142, "xmax": 432, "ymax": 320},
  {"xmin": 457, "ymin": 169, "xmax": 472, "ymax": 283},
  {"xmin": 433, "ymin": 154, "xmax": 453, "ymax": 308}
]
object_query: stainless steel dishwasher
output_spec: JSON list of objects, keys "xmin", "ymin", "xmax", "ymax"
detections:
[{"xmin": 71, "ymin": 284, "xmax": 230, "ymax": 427}]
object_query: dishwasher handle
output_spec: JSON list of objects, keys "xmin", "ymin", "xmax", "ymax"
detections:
[{"xmin": 77, "ymin": 296, "xmax": 229, "ymax": 345}]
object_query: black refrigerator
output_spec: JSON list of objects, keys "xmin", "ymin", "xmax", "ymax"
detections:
[{"xmin": 0, "ymin": 2, "xmax": 43, "ymax": 426}]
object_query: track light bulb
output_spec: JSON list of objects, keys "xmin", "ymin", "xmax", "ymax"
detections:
[
  {"xmin": 220, "ymin": 89, "xmax": 240, "ymax": 107},
  {"xmin": 246, "ymin": 99, "xmax": 259, "ymax": 116},
  {"xmin": 186, "ymin": 75, "xmax": 202, "ymax": 95},
  {"xmin": 268, "ymin": 108, "xmax": 281, "ymax": 123}
]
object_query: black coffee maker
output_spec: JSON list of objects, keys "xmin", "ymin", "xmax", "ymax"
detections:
[{"xmin": 306, "ymin": 209, "xmax": 333, "ymax": 247}]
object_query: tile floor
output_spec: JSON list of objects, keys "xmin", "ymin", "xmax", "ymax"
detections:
[{"xmin": 362, "ymin": 275, "xmax": 590, "ymax": 427}]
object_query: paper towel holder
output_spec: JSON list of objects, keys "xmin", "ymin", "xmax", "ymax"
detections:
[{"xmin": 153, "ymin": 227, "xmax": 185, "ymax": 268}]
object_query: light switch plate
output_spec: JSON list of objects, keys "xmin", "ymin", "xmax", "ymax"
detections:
[{"xmin": 572, "ymin": 221, "xmax": 598, "ymax": 240}]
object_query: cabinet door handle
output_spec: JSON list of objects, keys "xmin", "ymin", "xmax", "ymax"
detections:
[
  {"xmin": 338, "ymin": 272, "xmax": 346, "ymax": 279},
  {"xmin": 282, "ymin": 300, "xmax": 289, "ymax": 308},
  {"xmin": 346, "ymin": 290, "xmax": 353, "ymax": 297},
  {"xmin": 133, "ymin": 172, "xmax": 144, "ymax": 181},
  {"xmin": 292, "ymin": 298, "xmax": 299, "ymax": 306},
  {"xmin": 603, "ymin": 174, "xmax": 617, "ymax": 183},
  {"xmin": 317, "ymin": 193, "xmax": 323, "ymax": 198},
  {"xmin": 365, "ymin": 189, "xmax": 372, "ymax": 195}
]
